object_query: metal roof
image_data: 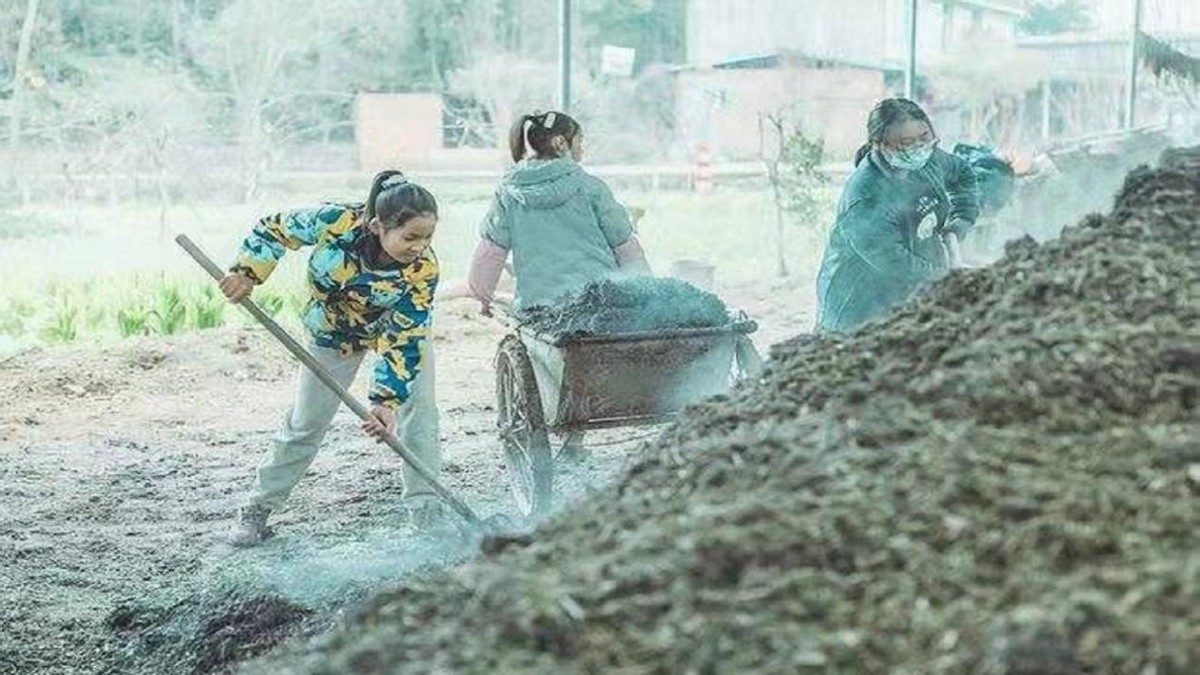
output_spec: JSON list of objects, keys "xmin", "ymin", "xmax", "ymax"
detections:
[
  {"xmin": 706, "ymin": 50, "xmax": 902, "ymax": 73},
  {"xmin": 931, "ymin": 0, "xmax": 1025, "ymax": 18}
]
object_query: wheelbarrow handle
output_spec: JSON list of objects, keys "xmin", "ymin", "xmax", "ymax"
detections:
[{"xmin": 174, "ymin": 234, "xmax": 484, "ymax": 528}]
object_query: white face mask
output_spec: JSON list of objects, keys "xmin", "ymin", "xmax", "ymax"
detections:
[{"xmin": 882, "ymin": 141, "xmax": 936, "ymax": 171}]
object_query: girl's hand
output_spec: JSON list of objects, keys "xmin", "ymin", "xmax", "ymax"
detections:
[
  {"xmin": 362, "ymin": 405, "xmax": 396, "ymax": 442},
  {"xmin": 219, "ymin": 272, "xmax": 255, "ymax": 303},
  {"xmin": 483, "ymin": 293, "xmax": 513, "ymax": 318}
]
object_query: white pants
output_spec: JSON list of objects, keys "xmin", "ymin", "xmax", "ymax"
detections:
[{"xmin": 247, "ymin": 342, "xmax": 441, "ymax": 510}]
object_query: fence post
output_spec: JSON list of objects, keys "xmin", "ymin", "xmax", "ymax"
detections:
[{"xmin": 694, "ymin": 143, "xmax": 713, "ymax": 194}]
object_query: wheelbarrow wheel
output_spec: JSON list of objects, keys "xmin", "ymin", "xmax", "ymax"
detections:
[{"xmin": 495, "ymin": 335, "xmax": 554, "ymax": 517}]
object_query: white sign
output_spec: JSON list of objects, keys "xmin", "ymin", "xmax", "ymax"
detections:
[{"xmin": 600, "ymin": 45, "xmax": 636, "ymax": 77}]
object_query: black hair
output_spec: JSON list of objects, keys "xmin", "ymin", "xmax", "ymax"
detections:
[
  {"xmin": 853, "ymin": 98, "xmax": 936, "ymax": 167},
  {"xmin": 508, "ymin": 110, "xmax": 582, "ymax": 163},
  {"xmin": 364, "ymin": 170, "xmax": 438, "ymax": 229}
]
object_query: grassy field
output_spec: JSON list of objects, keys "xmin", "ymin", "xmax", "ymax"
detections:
[{"xmin": 0, "ymin": 180, "xmax": 833, "ymax": 356}]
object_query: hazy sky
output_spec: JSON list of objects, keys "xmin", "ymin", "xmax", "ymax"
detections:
[
  {"xmin": 1087, "ymin": 0, "xmax": 1200, "ymax": 34},
  {"xmin": 1089, "ymin": 0, "xmax": 1132, "ymax": 30}
]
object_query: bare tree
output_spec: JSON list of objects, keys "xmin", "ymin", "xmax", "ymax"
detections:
[
  {"xmin": 189, "ymin": 0, "xmax": 320, "ymax": 200},
  {"xmin": 759, "ymin": 112, "xmax": 790, "ymax": 278},
  {"xmin": 758, "ymin": 108, "xmax": 830, "ymax": 279},
  {"xmin": 6, "ymin": 0, "xmax": 41, "ymax": 192},
  {"xmin": 449, "ymin": 51, "xmax": 557, "ymax": 150},
  {"xmin": 170, "ymin": 0, "xmax": 184, "ymax": 69}
]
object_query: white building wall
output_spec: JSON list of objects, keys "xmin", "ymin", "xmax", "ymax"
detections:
[
  {"xmin": 1091, "ymin": 0, "xmax": 1200, "ymax": 35},
  {"xmin": 686, "ymin": 0, "xmax": 1022, "ymax": 67},
  {"xmin": 687, "ymin": 0, "xmax": 898, "ymax": 66}
]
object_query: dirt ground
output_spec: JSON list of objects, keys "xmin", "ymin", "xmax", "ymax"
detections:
[{"xmin": 0, "ymin": 279, "xmax": 804, "ymax": 675}]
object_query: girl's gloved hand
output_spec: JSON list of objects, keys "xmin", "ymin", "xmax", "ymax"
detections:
[
  {"xmin": 219, "ymin": 272, "xmax": 255, "ymax": 303},
  {"xmin": 913, "ymin": 235, "xmax": 950, "ymax": 272},
  {"xmin": 941, "ymin": 218, "xmax": 973, "ymax": 238},
  {"xmin": 362, "ymin": 405, "xmax": 396, "ymax": 442}
]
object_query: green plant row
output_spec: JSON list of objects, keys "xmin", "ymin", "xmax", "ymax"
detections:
[{"xmin": 0, "ymin": 275, "xmax": 309, "ymax": 345}]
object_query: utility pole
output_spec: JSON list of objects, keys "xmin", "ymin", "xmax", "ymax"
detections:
[
  {"xmin": 905, "ymin": 0, "xmax": 918, "ymax": 100},
  {"xmin": 559, "ymin": 0, "xmax": 572, "ymax": 112},
  {"xmin": 1123, "ymin": 0, "xmax": 1144, "ymax": 128}
]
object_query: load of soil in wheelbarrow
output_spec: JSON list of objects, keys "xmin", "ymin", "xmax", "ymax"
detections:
[
  {"xmin": 253, "ymin": 149, "xmax": 1200, "ymax": 675},
  {"xmin": 518, "ymin": 277, "xmax": 729, "ymax": 338}
]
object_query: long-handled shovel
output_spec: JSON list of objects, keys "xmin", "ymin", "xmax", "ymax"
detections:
[
  {"xmin": 176, "ymin": 234, "xmax": 508, "ymax": 535},
  {"xmin": 942, "ymin": 231, "xmax": 980, "ymax": 270},
  {"xmin": 942, "ymin": 231, "xmax": 965, "ymax": 269}
]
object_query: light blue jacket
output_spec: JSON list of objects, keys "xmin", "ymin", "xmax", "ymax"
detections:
[{"xmin": 480, "ymin": 157, "xmax": 634, "ymax": 309}]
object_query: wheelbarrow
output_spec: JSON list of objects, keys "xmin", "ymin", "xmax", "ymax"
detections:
[{"xmin": 493, "ymin": 311, "xmax": 761, "ymax": 516}]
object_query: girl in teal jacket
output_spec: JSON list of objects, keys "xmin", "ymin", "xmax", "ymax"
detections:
[
  {"xmin": 468, "ymin": 111, "xmax": 651, "ymax": 464},
  {"xmin": 816, "ymin": 99, "xmax": 979, "ymax": 332},
  {"xmin": 468, "ymin": 110, "xmax": 650, "ymax": 312}
]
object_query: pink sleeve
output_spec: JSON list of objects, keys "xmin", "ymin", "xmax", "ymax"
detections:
[
  {"xmin": 613, "ymin": 236, "xmax": 652, "ymax": 275},
  {"xmin": 468, "ymin": 239, "xmax": 509, "ymax": 303}
]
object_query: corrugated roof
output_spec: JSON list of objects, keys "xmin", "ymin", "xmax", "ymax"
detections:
[
  {"xmin": 932, "ymin": 0, "xmax": 1025, "ymax": 18},
  {"xmin": 1019, "ymin": 30, "xmax": 1200, "ymax": 50},
  {"xmin": 708, "ymin": 50, "xmax": 902, "ymax": 73}
]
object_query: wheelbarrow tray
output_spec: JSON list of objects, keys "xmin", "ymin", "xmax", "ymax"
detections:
[{"xmin": 517, "ymin": 320, "xmax": 756, "ymax": 431}]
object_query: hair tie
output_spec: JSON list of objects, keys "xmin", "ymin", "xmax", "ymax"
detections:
[
  {"xmin": 542, "ymin": 112, "xmax": 557, "ymax": 129},
  {"xmin": 381, "ymin": 174, "xmax": 409, "ymax": 190},
  {"xmin": 521, "ymin": 118, "xmax": 535, "ymax": 158}
]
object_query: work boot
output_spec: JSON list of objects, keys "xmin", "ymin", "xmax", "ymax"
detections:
[{"xmin": 228, "ymin": 504, "xmax": 274, "ymax": 547}]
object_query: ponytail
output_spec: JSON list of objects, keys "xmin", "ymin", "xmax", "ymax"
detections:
[
  {"xmin": 365, "ymin": 169, "xmax": 405, "ymax": 221},
  {"xmin": 853, "ymin": 143, "xmax": 872, "ymax": 167},
  {"xmin": 508, "ymin": 110, "xmax": 582, "ymax": 163},
  {"xmin": 363, "ymin": 169, "xmax": 437, "ymax": 229},
  {"xmin": 508, "ymin": 115, "xmax": 532, "ymax": 163}
]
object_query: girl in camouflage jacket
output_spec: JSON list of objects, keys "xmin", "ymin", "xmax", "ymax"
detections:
[{"xmin": 221, "ymin": 170, "xmax": 444, "ymax": 546}]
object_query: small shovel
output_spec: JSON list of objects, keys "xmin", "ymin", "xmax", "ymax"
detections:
[{"xmin": 176, "ymin": 234, "xmax": 510, "ymax": 536}]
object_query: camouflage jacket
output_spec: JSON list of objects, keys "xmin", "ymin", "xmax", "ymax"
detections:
[{"xmin": 231, "ymin": 203, "xmax": 437, "ymax": 408}]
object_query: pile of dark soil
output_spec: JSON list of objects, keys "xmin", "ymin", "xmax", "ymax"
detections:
[
  {"xmin": 519, "ymin": 277, "xmax": 729, "ymax": 339},
  {"xmin": 99, "ymin": 583, "xmax": 318, "ymax": 675},
  {"xmin": 256, "ymin": 150, "xmax": 1199, "ymax": 674},
  {"xmin": 93, "ymin": 526, "xmax": 480, "ymax": 675}
]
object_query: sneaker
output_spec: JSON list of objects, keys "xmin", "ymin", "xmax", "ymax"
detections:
[{"xmin": 228, "ymin": 504, "xmax": 274, "ymax": 547}]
